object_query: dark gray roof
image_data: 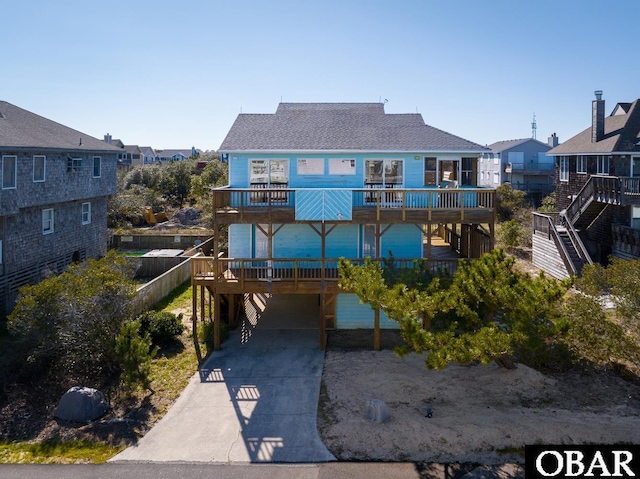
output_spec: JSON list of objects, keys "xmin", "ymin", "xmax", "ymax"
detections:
[
  {"xmin": 0, "ymin": 101, "xmax": 122, "ymax": 152},
  {"xmin": 219, "ymin": 103, "xmax": 487, "ymax": 152},
  {"xmin": 487, "ymin": 138, "xmax": 551, "ymax": 153},
  {"xmin": 549, "ymin": 99, "xmax": 640, "ymax": 155},
  {"xmin": 159, "ymin": 149, "xmax": 192, "ymax": 157}
]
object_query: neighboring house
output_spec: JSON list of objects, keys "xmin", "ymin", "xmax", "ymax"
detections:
[
  {"xmin": 123, "ymin": 145, "xmax": 143, "ymax": 167},
  {"xmin": 157, "ymin": 147, "xmax": 198, "ymax": 162},
  {"xmin": 532, "ymin": 91, "xmax": 640, "ymax": 279},
  {"xmin": 478, "ymin": 136, "xmax": 557, "ymax": 204},
  {"xmin": 0, "ymin": 101, "xmax": 120, "ymax": 316},
  {"xmin": 140, "ymin": 146, "xmax": 157, "ymax": 164},
  {"xmin": 192, "ymin": 102, "xmax": 496, "ymax": 349}
]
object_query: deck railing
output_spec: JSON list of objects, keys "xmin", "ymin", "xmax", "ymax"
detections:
[
  {"xmin": 212, "ymin": 186, "xmax": 495, "ymax": 213},
  {"xmin": 192, "ymin": 256, "xmax": 463, "ymax": 286}
]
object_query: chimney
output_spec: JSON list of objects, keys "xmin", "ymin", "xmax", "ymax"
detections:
[
  {"xmin": 592, "ymin": 90, "xmax": 605, "ymax": 142},
  {"xmin": 104, "ymin": 133, "xmax": 112, "ymax": 144},
  {"xmin": 548, "ymin": 132, "xmax": 559, "ymax": 148}
]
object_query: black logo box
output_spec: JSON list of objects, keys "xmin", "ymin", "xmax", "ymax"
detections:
[{"xmin": 526, "ymin": 445, "xmax": 640, "ymax": 478}]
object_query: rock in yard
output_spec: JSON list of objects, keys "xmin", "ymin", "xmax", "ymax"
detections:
[
  {"xmin": 364, "ymin": 398, "xmax": 389, "ymax": 423},
  {"xmin": 54, "ymin": 386, "xmax": 108, "ymax": 423}
]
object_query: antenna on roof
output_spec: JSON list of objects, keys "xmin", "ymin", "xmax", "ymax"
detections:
[{"xmin": 531, "ymin": 113, "xmax": 537, "ymax": 139}]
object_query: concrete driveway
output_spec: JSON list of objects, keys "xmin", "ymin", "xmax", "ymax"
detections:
[{"xmin": 112, "ymin": 295, "xmax": 335, "ymax": 463}]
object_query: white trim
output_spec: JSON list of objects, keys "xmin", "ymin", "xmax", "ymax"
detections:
[
  {"xmin": 221, "ymin": 149, "xmax": 487, "ymax": 155},
  {"xmin": 33, "ymin": 155, "xmax": 46, "ymax": 182},
  {"xmin": 82, "ymin": 202, "xmax": 91, "ymax": 225},
  {"xmin": 2, "ymin": 155, "xmax": 17, "ymax": 189},
  {"xmin": 42, "ymin": 208, "xmax": 54, "ymax": 235}
]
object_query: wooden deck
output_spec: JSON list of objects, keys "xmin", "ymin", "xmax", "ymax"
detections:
[{"xmin": 212, "ymin": 187, "xmax": 495, "ymax": 225}]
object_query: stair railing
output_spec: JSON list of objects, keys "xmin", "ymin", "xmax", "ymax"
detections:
[
  {"xmin": 535, "ymin": 213, "xmax": 579, "ymax": 277},
  {"xmin": 564, "ymin": 216, "xmax": 593, "ymax": 267},
  {"xmin": 563, "ymin": 176, "xmax": 595, "ymax": 225}
]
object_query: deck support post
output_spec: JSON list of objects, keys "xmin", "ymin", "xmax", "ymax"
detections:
[
  {"xmin": 192, "ymin": 282, "xmax": 202, "ymax": 364},
  {"xmin": 320, "ymin": 292, "xmax": 326, "ymax": 350},
  {"xmin": 374, "ymin": 307, "xmax": 380, "ymax": 351},
  {"xmin": 214, "ymin": 292, "xmax": 221, "ymax": 350}
]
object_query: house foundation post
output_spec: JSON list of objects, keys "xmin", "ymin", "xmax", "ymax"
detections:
[{"xmin": 374, "ymin": 307, "xmax": 380, "ymax": 351}]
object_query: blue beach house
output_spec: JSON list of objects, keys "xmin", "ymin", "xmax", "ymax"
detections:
[{"xmin": 192, "ymin": 103, "xmax": 496, "ymax": 350}]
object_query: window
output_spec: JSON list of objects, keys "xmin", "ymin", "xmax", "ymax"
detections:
[
  {"xmin": 365, "ymin": 159, "xmax": 403, "ymax": 187},
  {"xmin": 82, "ymin": 202, "xmax": 91, "ymax": 224},
  {"xmin": 33, "ymin": 155, "xmax": 46, "ymax": 182},
  {"xmin": 560, "ymin": 156, "xmax": 569, "ymax": 182},
  {"xmin": 297, "ymin": 158, "xmax": 324, "ymax": 175},
  {"xmin": 461, "ymin": 157, "xmax": 475, "ymax": 186},
  {"xmin": 67, "ymin": 157, "xmax": 82, "ymax": 172},
  {"xmin": 493, "ymin": 172, "xmax": 500, "ymax": 185},
  {"xmin": 42, "ymin": 209, "xmax": 54, "ymax": 234},
  {"xmin": 597, "ymin": 155, "xmax": 610, "ymax": 175},
  {"xmin": 2, "ymin": 155, "xmax": 17, "ymax": 189},
  {"xmin": 361, "ymin": 225, "xmax": 376, "ymax": 257},
  {"xmin": 576, "ymin": 155, "xmax": 587, "ymax": 174},
  {"xmin": 249, "ymin": 159, "xmax": 289, "ymax": 186},
  {"xmin": 328, "ymin": 158, "xmax": 356, "ymax": 175},
  {"xmin": 424, "ymin": 157, "xmax": 437, "ymax": 186},
  {"xmin": 93, "ymin": 156, "xmax": 101, "ymax": 178}
]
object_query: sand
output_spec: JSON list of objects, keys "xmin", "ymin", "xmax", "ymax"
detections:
[{"xmin": 317, "ymin": 347, "xmax": 640, "ymax": 465}]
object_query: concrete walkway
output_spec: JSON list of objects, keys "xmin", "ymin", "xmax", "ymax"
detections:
[{"xmin": 111, "ymin": 297, "xmax": 334, "ymax": 463}]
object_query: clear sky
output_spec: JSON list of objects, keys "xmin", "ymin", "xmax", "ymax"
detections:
[{"xmin": 2, "ymin": 0, "xmax": 639, "ymax": 151}]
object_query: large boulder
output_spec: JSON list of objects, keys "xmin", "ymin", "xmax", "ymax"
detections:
[{"xmin": 54, "ymin": 386, "xmax": 108, "ymax": 423}]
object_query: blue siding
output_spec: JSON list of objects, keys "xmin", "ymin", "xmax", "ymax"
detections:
[
  {"xmin": 381, "ymin": 224, "xmax": 422, "ymax": 258},
  {"xmin": 326, "ymin": 224, "xmax": 359, "ymax": 259},
  {"xmin": 273, "ymin": 224, "xmax": 321, "ymax": 258},
  {"xmin": 229, "ymin": 224, "xmax": 251, "ymax": 257},
  {"xmin": 336, "ymin": 294, "xmax": 399, "ymax": 329}
]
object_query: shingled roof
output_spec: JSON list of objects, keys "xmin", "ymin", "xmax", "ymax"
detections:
[
  {"xmin": 487, "ymin": 138, "xmax": 551, "ymax": 153},
  {"xmin": 548, "ymin": 99, "xmax": 640, "ymax": 155},
  {"xmin": 219, "ymin": 103, "xmax": 486, "ymax": 153},
  {"xmin": 0, "ymin": 101, "xmax": 121, "ymax": 152}
]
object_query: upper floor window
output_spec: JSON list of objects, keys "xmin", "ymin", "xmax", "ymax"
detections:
[
  {"xmin": 365, "ymin": 159, "xmax": 403, "ymax": 187},
  {"xmin": 424, "ymin": 157, "xmax": 437, "ymax": 186},
  {"xmin": 67, "ymin": 157, "xmax": 82, "ymax": 172},
  {"xmin": 93, "ymin": 156, "xmax": 101, "ymax": 178},
  {"xmin": 42, "ymin": 208, "xmax": 54, "ymax": 235},
  {"xmin": 576, "ymin": 155, "xmax": 587, "ymax": 174},
  {"xmin": 597, "ymin": 155, "xmax": 610, "ymax": 175},
  {"xmin": 559, "ymin": 156, "xmax": 569, "ymax": 182},
  {"xmin": 33, "ymin": 155, "xmax": 46, "ymax": 182},
  {"xmin": 461, "ymin": 157, "xmax": 475, "ymax": 186},
  {"xmin": 250, "ymin": 159, "xmax": 289, "ymax": 186},
  {"xmin": 2, "ymin": 155, "xmax": 17, "ymax": 189},
  {"xmin": 82, "ymin": 202, "xmax": 91, "ymax": 224}
]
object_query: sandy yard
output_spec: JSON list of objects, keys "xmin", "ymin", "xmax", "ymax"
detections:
[{"xmin": 317, "ymin": 331, "xmax": 640, "ymax": 465}]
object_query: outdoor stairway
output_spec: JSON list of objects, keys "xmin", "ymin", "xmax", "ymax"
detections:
[
  {"xmin": 572, "ymin": 200, "xmax": 607, "ymax": 230},
  {"xmin": 557, "ymin": 227, "xmax": 584, "ymax": 273}
]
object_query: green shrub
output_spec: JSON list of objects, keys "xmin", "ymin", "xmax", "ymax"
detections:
[
  {"xmin": 137, "ymin": 311, "xmax": 185, "ymax": 346},
  {"xmin": 115, "ymin": 320, "xmax": 158, "ymax": 393}
]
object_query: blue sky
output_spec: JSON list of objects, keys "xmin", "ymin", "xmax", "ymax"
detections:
[{"xmin": 2, "ymin": 0, "xmax": 639, "ymax": 151}]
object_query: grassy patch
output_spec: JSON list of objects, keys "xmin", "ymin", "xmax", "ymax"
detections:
[
  {"xmin": 0, "ymin": 440, "xmax": 124, "ymax": 464},
  {"xmin": 152, "ymin": 280, "xmax": 193, "ymax": 312}
]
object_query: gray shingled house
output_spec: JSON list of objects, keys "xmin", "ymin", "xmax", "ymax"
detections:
[
  {"xmin": 532, "ymin": 91, "xmax": 640, "ymax": 278},
  {"xmin": 0, "ymin": 101, "xmax": 121, "ymax": 316},
  {"xmin": 191, "ymin": 102, "xmax": 496, "ymax": 350}
]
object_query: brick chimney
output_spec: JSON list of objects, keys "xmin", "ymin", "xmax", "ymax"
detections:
[{"xmin": 592, "ymin": 90, "xmax": 605, "ymax": 142}]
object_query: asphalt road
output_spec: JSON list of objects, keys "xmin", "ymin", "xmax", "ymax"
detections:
[{"xmin": 0, "ymin": 462, "xmax": 429, "ymax": 479}]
